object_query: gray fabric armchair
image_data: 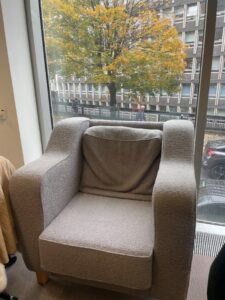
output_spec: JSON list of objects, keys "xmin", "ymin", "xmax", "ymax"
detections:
[{"xmin": 10, "ymin": 118, "xmax": 196, "ymax": 300}]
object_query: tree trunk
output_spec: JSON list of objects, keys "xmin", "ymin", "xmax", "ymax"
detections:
[{"xmin": 108, "ymin": 82, "xmax": 117, "ymax": 108}]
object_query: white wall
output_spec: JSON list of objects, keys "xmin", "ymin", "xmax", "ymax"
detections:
[{"xmin": 0, "ymin": 0, "xmax": 42, "ymax": 166}]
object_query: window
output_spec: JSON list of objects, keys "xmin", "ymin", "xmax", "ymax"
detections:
[
  {"xmin": 196, "ymin": 57, "xmax": 201, "ymax": 71},
  {"xmin": 81, "ymin": 84, "xmax": 86, "ymax": 92},
  {"xmin": 88, "ymin": 84, "xmax": 92, "ymax": 92},
  {"xmin": 208, "ymin": 84, "xmax": 217, "ymax": 97},
  {"xmin": 200, "ymin": 2, "xmax": 205, "ymax": 15},
  {"xmin": 181, "ymin": 84, "xmax": 191, "ymax": 96},
  {"xmin": 194, "ymin": 84, "xmax": 199, "ymax": 95},
  {"xmin": 185, "ymin": 31, "xmax": 195, "ymax": 44},
  {"xmin": 220, "ymin": 85, "xmax": 225, "ymax": 98},
  {"xmin": 159, "ymin": 106, "xmax": 166, "ymax": 112},
  {"xmin": 185, "ymin": 58, "xmax": 193, "ymax": 71},
  {"xmin": 211, "ymin": 57, "xmax": 220, "ymax": 71},
  {"xmin": 214, "ymin": 27, "xmax": 223, "ymax": 43},
  {"xmin": 198, "ymin": 30, "xmax": 204, "ymax": 44},
  {"xmin": 217, "ymin": 1, "xmax": 225, "ymax": 13},
  {"xmin": 28, "ymin": 0, "xmax": 225, "ymax": 226},
  {"xmin": 169, "ymin": 106, "xmax": 177, "ymax": 112},
  {"xmin": 174, "ymin": 6, "xmax": 184, "ymax": 21},
  {"xmin": 187, "ymin": 4, "xmax": 198, "ymax": 19},
  {"xmin": 180, "ymin": 106, "xmax": 189, "ymax": 113}
]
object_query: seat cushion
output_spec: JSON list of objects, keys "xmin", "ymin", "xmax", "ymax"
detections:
[
  {"xmin": 80, "ymin": 126, "xmax": 162, "ymax": 201},
  {"xmin": 39, "ymin": 192, "xmax": 154, "ymax": 290}
]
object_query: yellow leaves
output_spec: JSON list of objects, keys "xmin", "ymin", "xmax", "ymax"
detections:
[
  {"xmin": 44, "ymin": 0, "xmax": 79, "ymax": 21},
  {"xmin": 43, "ymin": 0, "xmax": 187, "ymax": 94}
]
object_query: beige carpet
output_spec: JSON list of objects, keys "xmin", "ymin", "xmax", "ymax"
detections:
[{"xmin": 5, "ymin": 253, "xmax": 213, "ymax": 300}]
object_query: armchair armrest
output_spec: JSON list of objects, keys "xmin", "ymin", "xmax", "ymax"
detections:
[
  {"xmin": 151, "ymin": 120, "xmax": 196, "ymax": 300},
  {"xmin": 10, "ymin": 118, "xmax": 89, "ymax": 271}
]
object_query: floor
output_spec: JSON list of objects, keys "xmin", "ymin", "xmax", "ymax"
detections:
[{"xmin": 4, "ymin": 253, "xmax": 213, "ymax": 300}]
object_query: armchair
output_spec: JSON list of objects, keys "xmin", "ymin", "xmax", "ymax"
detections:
[{"xmin": 10, "ymin": 117, "xmax": 196, "ymax": 300}]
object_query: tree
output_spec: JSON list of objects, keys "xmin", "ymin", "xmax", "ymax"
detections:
[{"xmin": 42, "ymin": 0, "xmax": 186, "ymax": 108}]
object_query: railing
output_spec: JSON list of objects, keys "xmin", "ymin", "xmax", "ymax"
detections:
[{"xmin": 52, "ymin": 100, "xmax": 225, "ymax": 131}]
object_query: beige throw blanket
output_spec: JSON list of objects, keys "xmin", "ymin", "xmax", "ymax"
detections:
[
  {"xmin": 0, "ymin": 156, "xmax": 17, "ymax": 264},
  {"xmin": 0, "ymin": 263, "xmax": 6, "ymax": 292}
]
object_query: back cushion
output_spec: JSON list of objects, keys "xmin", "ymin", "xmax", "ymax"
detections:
[{"xmin": 80, "ymin": 126, "xmax": 162, "ymax": 201}]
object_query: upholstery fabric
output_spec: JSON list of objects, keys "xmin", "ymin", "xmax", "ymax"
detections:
[
  {"xmin": 90, "ymin": 119, "xmax": 164, "ymax": 130},
  {"xmin": 39, "ymin": 192, "xmax": 154, "ymax": 290},
  {"xmin": 80, "ymin": 126, "xmax": 162, "ymax": 200},
  {"xmin": 9, "ymin": 118, "xmax": 90, "ymax": 271},
  {"xmin": 9, "ymin": 118, "xmax": 196, "ymax": 300},
  {"xmin": 151, "ymin": 120, "xmax": 196, "ymax": 300},
  {"xmin": 0, "ymin": 156, "xmax": 17, "ymax": 264}
]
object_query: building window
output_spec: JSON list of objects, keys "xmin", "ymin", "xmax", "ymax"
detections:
[
  {"xmin": 217, "ymin": 1, "xmax": 225, "ymax": 13},
  {"xmin": 150, "ymin": 105, "xmax": 156, "ymax": 111},
  {"xmin": 174, "ymin": 6, "xmax": 184, "ymax": 21},
  {"xmin": 220, "ymin": 85, "xmax": 225, "ymax": 98},
  {"xmin": 81, "ymin": 83, "xmax": 86, "ymax": 92},
  {"xmin": 181, "ymin": 84, "xmax": 191, "ymax": 96},
  {"xmin": 208, "ymin": 84, "xmax": 217, "ymax": 97},
  {"xmin": 198, "ymin": 30, "xmax": 204, "ymax": 44},
  {"xmin": 200, "ymin": 2, "xmax": 206, "ymax": 15},
  {"xmin": 211, "ymin": 57, "xmax": 220, "ymax": 71},
  {"xmin": 180, "ymin": 106, "xmax": 189, "ymax": 113},
  {"xmin": 185, "ymin": 58, "xmax": 193, "ymax": 72},
  {"xmin": 88, "ymin": 84, "xmax": 92, "ymax": 92},
  {"xmin": 185, "ymin": 31, "xmax": 195, "ymax": 44},
  {"xmin": 207, "ymin": 108, "xmax": 214, "ymax": 115},
  {"xmin": 214, "ymin": 27, "xmax": 223, "ymax": 43},
  {"xmin": 196, "ymin": 57, "xmax": 201, "ymax": 71},
  {"xmin": 194, "ymin": 84, "xmax": 199, "ymax": 95},
  {"xmin": 159, "ymin": 106, "xmax": 166, "ymax": 112},
  {"xmin": 187, "ymin": 4, "xmax": 198, "ymax": 19},
  {"xmin": 169, "ymin": 106, "xmax": 177, "ymax": 112}
]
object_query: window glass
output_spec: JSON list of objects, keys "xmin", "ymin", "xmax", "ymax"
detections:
[
  {"xmin": 209, "ymin": 84, "xmax": 217, "ymax": 97},
  {"xmin": 196, "ymin": 57, "xmax": 201, "ymax": 70},
  {"xmin": 185, "ymin": 31, "xmax": 195, "ymax": 44},
  {"xmin": 217, "ymin": 0, "xmax": 225, "ymax": 13},
  {"xmin": 200, "ymin": 2, "xmax": 205, "ymax": 15},
  {"xmin": 221, "ymin": 84, "xmax": 225, "ymax": 98},
  {"xmin": 159, "ymin": 106, "xmax": 166, "ymax": 112},
  {"xmin": 180, "ymin": 106, "xmax": 189, "ymax": 113},
  {"xmin": 214, "ymin": 27, "xmax": 223, "ymax": 43},
  {"xmin": 187, "ymin": 4, "xmax": 198, "ymax": 18},
  {"xmin": 81, "ymin": 84, "xmax": 86, "ymax": 92},
  {"xmin": 194, "ymin": 83, "xmax": 199, "ymax": 95},
  {"xmin": 42, "ymin": 0, "xmax": 200, "ymax": 124},
  {"xmin": 212, "ymin": 57, "xmax": 220, "ymax": 71},
  {"xmin": 185, "ymin": 58, "xmax": 193, "ymax": 71},
  {"xmin": 88, "ymin": 84, "xmax": 92, "ymax": 92},
  {"xmin": 198, "ymin": 30, "xmax": 204, "ymax": 43},
  {"xmin": 174, "ymin": 6, "xmax": 184, "ymax": 21},
  {"xmin": 182, "ymin": 84, "xmax": 191, "ymax": 96},
  {"xmin": 169, "ymin": 106, "xmax": 177, "ymax": 112}
]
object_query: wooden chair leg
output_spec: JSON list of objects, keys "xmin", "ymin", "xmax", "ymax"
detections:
[{"xmin": 36, "ymin": 271, "xmax": 49, "ymax": 285}]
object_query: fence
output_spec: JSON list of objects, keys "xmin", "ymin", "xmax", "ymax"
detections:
[{"xmin": 52, "ymin": 100, "xmax": 225, "ymax": 131}]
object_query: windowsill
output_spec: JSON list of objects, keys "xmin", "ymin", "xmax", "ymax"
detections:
[{"xmin": 197, "ymin": 222, "xmax": 225, "ymax": 235}]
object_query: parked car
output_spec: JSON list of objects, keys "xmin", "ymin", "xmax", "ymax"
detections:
[{"xmin": 202, "ymin": 139, "xmax": 225, "ymax": 179}]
